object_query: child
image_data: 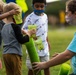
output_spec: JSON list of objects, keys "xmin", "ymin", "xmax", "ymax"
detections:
[
  {"xmin": 22, "ymin": 0, "xmax": 50, "ymax": 75},
  {"xmin": 33, "ymin": 0, "xmax": 76, "ymax": 75},
  {"xmin": 0, "ymin": 0, "xmax": 20, "ymax": 47},
  {"xmin": 1, "ymin": 2, "xmax": 35, "ymax": 75},
  {"xmin": 0, "ymin": 0, "xmax": 22, "ymax": 70}
]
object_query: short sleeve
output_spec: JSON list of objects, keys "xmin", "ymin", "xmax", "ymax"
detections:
[{"xmin": 67, "ymin": 32, "xmax": 76, "ymax": 53}]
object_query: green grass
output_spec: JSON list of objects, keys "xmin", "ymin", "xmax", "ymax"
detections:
[
  {"xmin": 0, "ymin": 26, "xmax": 76, "ymax": 75},
  {"xmin": 48, "ymin": 28, "xmax": 75, "ymax": 75}
]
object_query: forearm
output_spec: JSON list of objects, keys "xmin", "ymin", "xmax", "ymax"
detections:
[
  {"xmin": 46, "ymin": 52, "xmax": 70, "ymax": 68},
  {"xmin": 0, "ymin": 12, "xmax": 10, "ymax": 20},
  {"xmin": 11, "ymin": 23, "xmax": 29, "ymax": 44}
]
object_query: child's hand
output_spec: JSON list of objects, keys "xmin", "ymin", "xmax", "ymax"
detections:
[
  {"xmin": 0, "ymin": 59, "xmax": 2, "ymax": 69},
  {"xmin": 21, "ymin": 29, "xmax": 27, "ymax": 35},
  {"xmin": 9, "ymin": 8, "xmax": 20, "ymax": 15},
  {"xmin": 28, "ymin": 29, "xmax": 36, "ymax": 37},
  {"xmin": 21, "ymin": 29, "xmax": 36, "ymax": 37}
]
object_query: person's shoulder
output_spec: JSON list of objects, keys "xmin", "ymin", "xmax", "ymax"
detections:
[
  {"xmin": 4, "ymin": 23, "xmax": 13, "ymax": 26},
  {"xmin": 42, "ymin": 13, "xmax": 48, "ymax": 19},
  {"xmin": 2, "ymin": 23, "xmax": 13, "ymax": 29},
  {"xmin": 26, "ymin": 12, "xmax": 34, "ymax": 18},
  {"xmin": 43, "ymin": 13, "xmax": 47, "ymax": 17},
  {"xmin": 10, "ymin": 23, "xmax": 16, "ymax": 26},
  {"xmin": 11, "ymin": 23, "xmax": 18, "ymax": 28},
  {"xmin": 25, "ymin": 12, "xmax": 35, "ymax": 21}
]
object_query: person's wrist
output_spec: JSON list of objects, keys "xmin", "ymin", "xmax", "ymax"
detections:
[
  {"xmin": 8, "ymin": 10, "xmax": 14, "ymax": 16},
  {"xmin": 45, "ymin": 62, "xmax": 48, "ymax": 69},
  {"xmin": 8, "ymin": 11, "xmax": 12, "ymax": 16}
]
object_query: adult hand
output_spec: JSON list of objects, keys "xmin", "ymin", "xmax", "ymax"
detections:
[{"xmin": 32, "ymin": 62, "xmax": 47, "ymax": 71}]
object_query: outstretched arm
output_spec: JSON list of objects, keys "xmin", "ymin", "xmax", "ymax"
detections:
[{"xmin": 32, "ymin": 50, "xmax": 75, "ymax": 70}]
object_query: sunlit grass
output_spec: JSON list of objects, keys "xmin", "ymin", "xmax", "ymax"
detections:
[{"xmin": 48, "ymin": 26, "xmax": 76, "ymax": 75}]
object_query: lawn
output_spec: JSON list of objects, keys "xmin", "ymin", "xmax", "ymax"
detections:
[{"xmin": 0, "ymin": 26, "xmax": 76, "ymax": 75}]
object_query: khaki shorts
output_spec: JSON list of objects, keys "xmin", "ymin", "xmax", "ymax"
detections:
[
  {"xmin": 3, "ymin": 54, "xmax": 22, "ymax": 75},
  {"xmin": 26, "ymin": 55, "xmax": 50, "ymax": 69}
]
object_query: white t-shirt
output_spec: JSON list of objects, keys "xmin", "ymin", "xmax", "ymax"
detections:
[{"xmin": 22, "ymin": 12, "xmax": 49, "ymax": 56}]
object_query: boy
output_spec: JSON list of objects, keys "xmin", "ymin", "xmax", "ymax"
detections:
[
  {"xmin": 33, "ymin": 0, "xmax": 76, "ymax": 75},
  {"xmin": 0, "ymin": 0, "xmax": 20, "ymax": 47},
  {"xmin": 22, "ymin": 0, "xmax": 50, "ymax": 75},
  {"xmin": 1, "ymin": 2, "xmax": 35, "ymax": 75},
  {"xmin": 0, "ymin": 0, "xmax": 21, "ymax": 70}
]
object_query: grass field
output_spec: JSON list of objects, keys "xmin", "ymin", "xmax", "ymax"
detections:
[{"xmin": 0, "ymin": 26, "xmax": 76, "ymax": 75}]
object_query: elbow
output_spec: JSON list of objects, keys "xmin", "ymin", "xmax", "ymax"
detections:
[
  {"xmin": 65, "ymin": 56, "xmax": 71, "ymax": 60},
  {"xmin": 18, "ymin": 39, "xmax": 29, "ymax": 44},
  {"xmin": 18, "ymin": 40, "xmax": 25, "ymax": 44},
  {"xmin": 64, "ymin": 54, "xmax": 73, "ymax": 60},
  {"xmin": 19, "ymin": 40, "xmax": 28, "ymax": 44},
  {"xmin": 62, "ymin": 50, "xmax": 74, "ymax": 60}
]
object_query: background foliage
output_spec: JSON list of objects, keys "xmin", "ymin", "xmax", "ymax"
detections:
[{"xmin": 25, "ymin": 0, "xmax": 66, "ymax": 17}]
